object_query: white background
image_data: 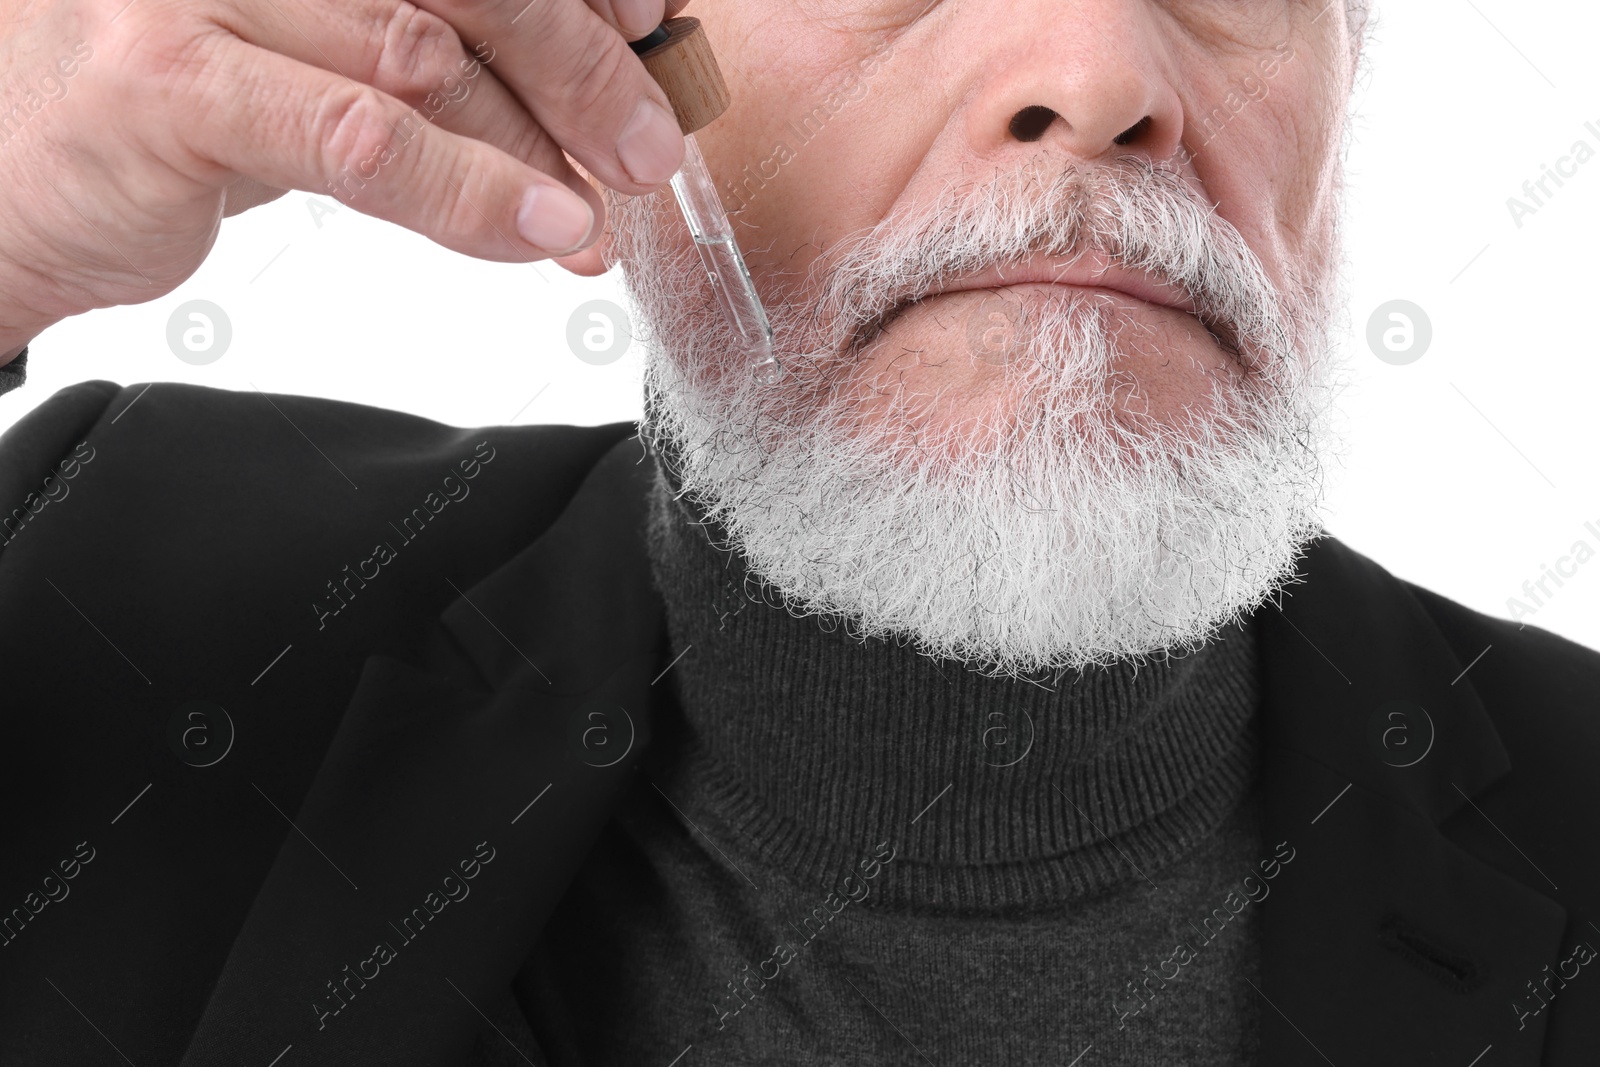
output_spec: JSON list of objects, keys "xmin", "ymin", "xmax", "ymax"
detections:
[{"xmin": 3, "ymin": 1, "xmax": 1596, "ymax": 653}]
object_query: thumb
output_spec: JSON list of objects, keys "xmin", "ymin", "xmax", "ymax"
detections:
[{"xmin": 222, "ymin": 177, "xmax": 289, "ymax": 218}]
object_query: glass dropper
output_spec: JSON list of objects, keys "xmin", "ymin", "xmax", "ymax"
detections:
[{"xmin": 630, "ymin": 22, "xmax": 784, "ymax": 385}]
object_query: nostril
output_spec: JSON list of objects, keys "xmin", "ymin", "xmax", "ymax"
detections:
[
  {"xmin": 1009, "ymin": 105, "xmax": 1058, "ymax": 142},
  {"xmin": 1113, "ymin": 116, "xmax": 1152, "ymax": 146}
]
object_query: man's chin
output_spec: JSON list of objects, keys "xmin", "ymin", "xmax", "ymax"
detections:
[
  {"xmin": 650, "ymin": 390, "xmax": 1323, "ymax": 680},
  {"xmin": 725, "ymin": 477, "xmax": 1318, "ymax": 681}
]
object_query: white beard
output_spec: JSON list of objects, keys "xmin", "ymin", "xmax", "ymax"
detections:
[{"xmin": 611, "ymin": 158, "xmax": 1347, "ymax": 680}]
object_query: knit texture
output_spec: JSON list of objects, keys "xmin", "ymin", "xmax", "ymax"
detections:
[
  {"xmin": 498, "ymin": 445, "xmax": 1269, "ymax": 1065},
  {"xmin": 0, "ymin": 346, "xmax": 26, "ymax": 399},
  {"xmin": 638, "ymin": 455, "xmax": 1264, "ymax": 914}
]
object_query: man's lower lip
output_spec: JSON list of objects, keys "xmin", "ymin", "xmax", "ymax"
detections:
[
  {"xmin": 935, "ymin": 281, "xmax": 1185, "ymax": 314},
  {"xmin": 862, "ymin": 284, "xmax": 1246, "ymax": 365}
]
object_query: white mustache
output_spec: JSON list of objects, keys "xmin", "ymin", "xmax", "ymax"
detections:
[{"xmin": 803, "ymin": 157, "xmax": 1292, "ymax": 376}]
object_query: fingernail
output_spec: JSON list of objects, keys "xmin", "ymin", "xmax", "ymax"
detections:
[
  {"xmin": 517, "ymin": 186, "xmax": 595, "ymax": 254},
  {"xmin": 617, "ymin": 97, "xmax": 683, "ymax": 186},
  {"xmin": 614, "ymin": 0, "xmax": 660, "ymax": 38}
]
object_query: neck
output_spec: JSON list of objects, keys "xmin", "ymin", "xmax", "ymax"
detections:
[{"xmin": 640, "ymin": 439, "xmax": 1262, "ymax": 913}]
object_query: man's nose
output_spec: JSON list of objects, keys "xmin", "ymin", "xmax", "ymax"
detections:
[{"xmin": 962, "ymin": 0, "xmax": 1186, "ymax": 166}]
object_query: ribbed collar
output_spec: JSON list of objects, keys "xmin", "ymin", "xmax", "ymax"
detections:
[{"xmin": 640, "ymin": 442, "xmax": 1261, "ymax": 913}]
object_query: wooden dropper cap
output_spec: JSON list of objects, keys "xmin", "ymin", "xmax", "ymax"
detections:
[{"xmin": 628, "ymin": 18, "xmax": 731, "ymax": 135}]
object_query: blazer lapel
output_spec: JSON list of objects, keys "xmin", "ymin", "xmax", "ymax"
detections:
[
  {"xmin": 179, "ymin": 434, "xmax": 667, "ymax": 1067},
  {"xmin": 1256, "ymin": 535, "xmax": 1567, "ymax": 1066}
]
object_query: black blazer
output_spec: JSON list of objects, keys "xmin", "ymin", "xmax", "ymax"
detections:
[{"xmin": 1, "ymin": 379, "xmax": 1597, "ymax": 1066}]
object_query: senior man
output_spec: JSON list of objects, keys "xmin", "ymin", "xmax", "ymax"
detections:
[{"xmin": 1, "ymin": 0, "xmax": 1597, "ymax": 1065}]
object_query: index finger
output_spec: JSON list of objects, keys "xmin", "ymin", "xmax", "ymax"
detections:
[
  {"xmin": 582, "ymin": 0, "xmax": 695, "ymax": 38},
  {"xmin": 423, "ymin": 0, "xmax": 686, "ymax": 194}
]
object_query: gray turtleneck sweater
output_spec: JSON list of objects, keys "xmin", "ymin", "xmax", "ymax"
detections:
[{"xmin": 477, "ymin": 450, "xmax": 1267, "ymax": 1066}]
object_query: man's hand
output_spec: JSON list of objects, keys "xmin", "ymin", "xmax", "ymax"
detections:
[{"xmin": 0, "ymin": 0, "xmax": 690, "ymax": 355}]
